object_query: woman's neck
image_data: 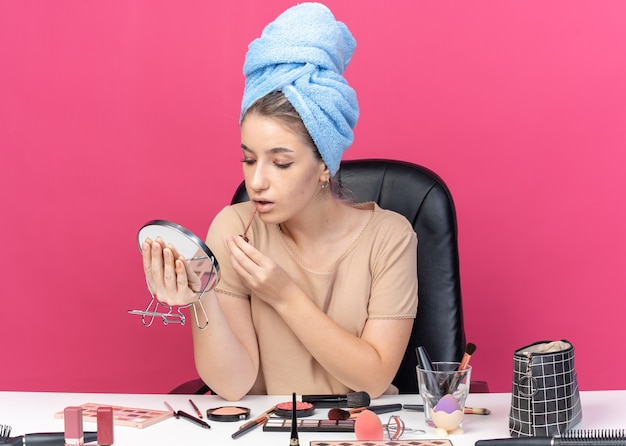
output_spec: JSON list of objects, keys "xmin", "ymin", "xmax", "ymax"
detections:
[{"xmin": 278, "ymin": 196, "xmax": 350, "ymax": 247}]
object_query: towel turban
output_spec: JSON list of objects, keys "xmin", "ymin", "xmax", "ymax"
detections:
[{"xmin": 240, "ymin": 2, "xmax": 359, "ymax": 176}]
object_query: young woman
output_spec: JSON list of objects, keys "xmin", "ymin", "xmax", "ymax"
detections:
[{"xmin": 141, "ymin": 3, "xmax": 417, "ymax": 401}]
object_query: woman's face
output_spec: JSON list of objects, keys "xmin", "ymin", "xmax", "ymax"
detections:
[{"xmin": 240, "ymin": 113, "xmax": 328, "ymax": 225}]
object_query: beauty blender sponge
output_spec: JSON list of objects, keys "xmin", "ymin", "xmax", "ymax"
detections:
[
  {"xmin": 354, "ymin": 409, "xmax": 383, "ymax": 441},
  {"xmin": 434, "ymin": 394, "xmax": 461, "ymax": 414}
]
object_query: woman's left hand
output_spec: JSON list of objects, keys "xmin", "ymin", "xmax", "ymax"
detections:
[{"xmin": 225, "ymin": 235, "xmax": 295, "ymax": 307}]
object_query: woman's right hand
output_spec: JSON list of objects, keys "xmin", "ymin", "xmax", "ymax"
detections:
[{"xmin": 141, "ymin": 237, "xmax": 202, "ymax": 306}]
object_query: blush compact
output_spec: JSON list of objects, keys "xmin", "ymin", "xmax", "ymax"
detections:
[
  {"xmin": 206, "ymin": 406, "xmax": 251, "ymax": 422},
  {"xmin": 274, "ymin": 400, "xmax": 315, "ymax": 418}
]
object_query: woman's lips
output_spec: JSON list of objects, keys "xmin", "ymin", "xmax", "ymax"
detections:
[{"xmin": 253, "ymin": 200, "xmax": 274, "ymax": 213}]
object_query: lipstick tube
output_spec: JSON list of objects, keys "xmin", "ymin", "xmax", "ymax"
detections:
[{"xmin": 63, "ymin": 406, "xmax": 84, "ymax": 446}]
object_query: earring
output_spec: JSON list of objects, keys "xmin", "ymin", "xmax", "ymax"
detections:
[{"xmin": 321, "ymin": 180, "xmax": 329, "ymax": 189}]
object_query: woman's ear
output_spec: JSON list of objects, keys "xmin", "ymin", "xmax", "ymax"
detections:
[{"xmin": 319, "ymin": 163, "xmax": 331, "ymax": 184}]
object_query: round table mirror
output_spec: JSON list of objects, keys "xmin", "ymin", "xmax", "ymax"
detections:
[{"xmin": 128, "ymin": 220, "xmax": 220, "ymax": 329}]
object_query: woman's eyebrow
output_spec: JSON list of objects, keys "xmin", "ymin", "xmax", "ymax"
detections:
[
  {"xmin": 240, "ymin": 144, "xmax": 294, "ymax": 154},
  {"xmin": 269, "ymin": 147, "xmax": 294, "ymax": 154}
]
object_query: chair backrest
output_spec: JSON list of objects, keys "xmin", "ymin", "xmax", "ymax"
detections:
[{"xmin": 231, "ymin": 158, "xmax": 466, "ymax": 393}]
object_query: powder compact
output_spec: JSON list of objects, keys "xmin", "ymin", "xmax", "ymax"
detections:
[{"xmin": 206, "ymin": 406, "xmax": 251, "ymax": 422}]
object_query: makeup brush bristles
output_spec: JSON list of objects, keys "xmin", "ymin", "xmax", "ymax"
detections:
[
  {"xmin": 458, "ymin": 342, "xmax": 477, "ymax": 370},
  {"xmin": 328, "ymin": 407, "xmax": 358, "ymax": 421},
  {"xmin": 302, "ymin": 391, "xmax": 372, "ymax": 408},
  {"xmin": 466, "ymin": 342, "xmax": 477, "ymax": 356},
  {"xmin": 465, "ymin": 407, "xmax": 491, "ymax": 415},
  {"xmin": 346, "ymin": 391, "xmax": 371, "ymax": 408},
  {"xmin": 0, "ymin": 424, "xmax": 12, "ymax": 440},
  {"xmin": 560, "ymin": 429, "xmax": 626, "ymax": 443}
]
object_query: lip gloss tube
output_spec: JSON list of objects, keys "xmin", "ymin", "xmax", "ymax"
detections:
[
  {"xmin": 64, "ymin": 406, "xmax": 84, "ymax": 445},
  {"xmin": 97, "ymin": 406, "xmax": 114, "ymax": 446}
]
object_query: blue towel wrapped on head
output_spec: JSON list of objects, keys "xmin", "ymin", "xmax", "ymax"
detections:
[{"xmin": 240, "ymin": 2, "xmax": 359, "ymax": 176}]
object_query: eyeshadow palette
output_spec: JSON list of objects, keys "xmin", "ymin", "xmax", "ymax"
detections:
[
  {"xmin": 310, "ymin": 440, "xmax": 454, "ymax": 446},
  {"xmin": 263, "ymin": 417, "xmax": 355, "ymax": 432},
  {"xmin": 54, "ymin": 403, "xmax": 172, "ymax": 429}
]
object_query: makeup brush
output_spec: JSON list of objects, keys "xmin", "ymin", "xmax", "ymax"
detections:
[
  {"xmin": 0, "ymin": 426, "xmax": 98, "ymax": 446},
  {"xmin": 459, "ymin": 342, "xmax": 477, "ymax": 370},
  {"xmin": 475, "ymin": 429, "xmax": 626, "ymax": 446},
  {"xmin": 448, "ymin": 342, "xmax": 477, "ymax": 393},
  {"xmin": 290, "ymin": 392, "xmax": 299, "ymax": 446},
  {"xmin": 465, "ymin": 407, "xmax": 491, "ymax": 415},
  {"xmin": 231, "ymin": 406, "xmax": 275, "ymax": 439},
  {"xmin": 403, "ymin": 404, "xmax": 490, "ymax": 415},
  {"xmin": 416, "ymin": 345, "xmax": 442, "ymax": 397},
  {"xmin": 328, "ymin": 403, "xmax": 403, "ymax": 420},
  {"xmin": 302, "ymin": 391, "xmax": 371, "ymax": 408},
  {"xmin": 240, "ymin": 207, "xmax": 257, "ymax": 242}
]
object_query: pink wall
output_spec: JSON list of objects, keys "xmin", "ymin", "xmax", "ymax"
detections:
[{"xmin": 1, "ymin": 1, "xmax": 624, "ymax": 394}]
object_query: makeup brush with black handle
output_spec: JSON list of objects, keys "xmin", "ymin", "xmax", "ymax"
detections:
[
  {"xmin": 475, "ymin": 429, "xmax": 626, "ymax": 446},
  {"xmin": 302, "ymin": 391, "xmax": 371, "ymax": 408},
  {"xmin": 0, "ymin": 428, "xmax": 98, "ymax": 446},
  {"xmin": 416, "ymin": 346, "xmax": 443, "ymax": 397}
]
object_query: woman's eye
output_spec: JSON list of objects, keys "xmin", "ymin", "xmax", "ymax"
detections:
[
  {"xmin": 275, "ymin": 162, "xmax": 293, "ymax": 169},
  {"xmin": 241, "ymin": 158, "xmax": 256, "ymax": 165}
]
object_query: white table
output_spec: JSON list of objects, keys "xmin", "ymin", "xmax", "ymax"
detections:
[{"xmin": 1, "ymin": 390, "xmax": 624, "ymax": 445}]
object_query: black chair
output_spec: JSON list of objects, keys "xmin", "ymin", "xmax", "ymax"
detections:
[{"xmin": 171, "ymin": 159, "xmax": 486, "ymax": 394}]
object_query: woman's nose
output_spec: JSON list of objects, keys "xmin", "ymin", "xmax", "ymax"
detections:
[{"xmin": 248, "ymin": 164, "xmax": 269, "ymax": 191}]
